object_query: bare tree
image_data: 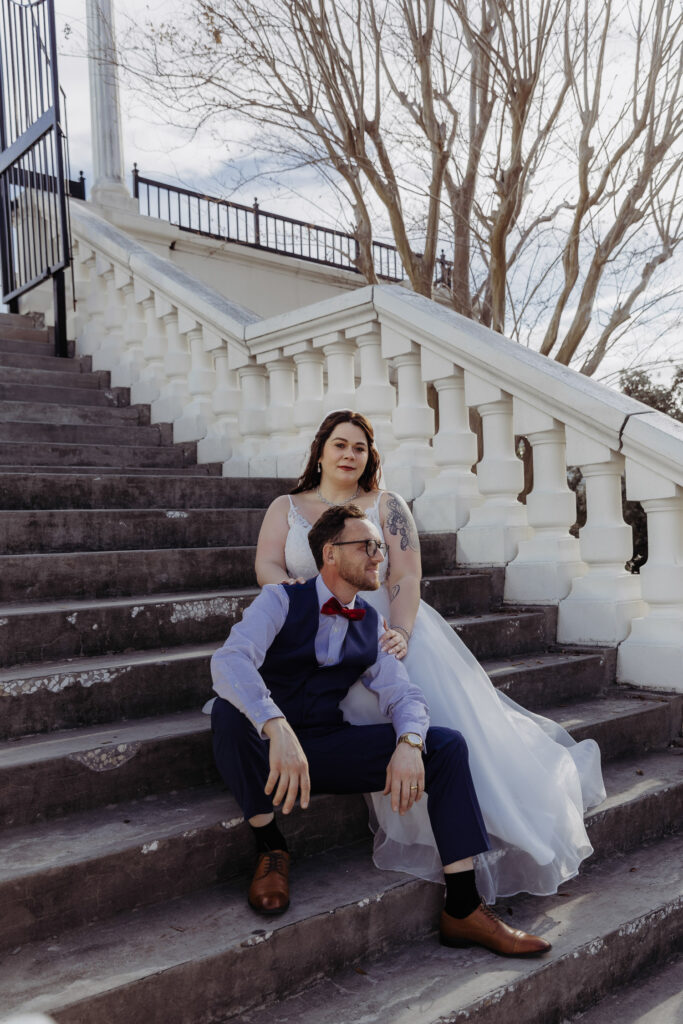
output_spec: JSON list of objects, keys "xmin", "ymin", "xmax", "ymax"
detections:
[{"xmin": 118, "ymin": 0, "xmax": 683, "ymax": 375}]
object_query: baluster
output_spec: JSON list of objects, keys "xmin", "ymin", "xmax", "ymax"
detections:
[
  {"xmin": 350, "ymin": 323, "xmax": 397, "ymax": 459},
  {"xmin": 76, "ymin": 252, "xmax": 108, "ymax": 358},
  {"xmin": 151, "ymin": 309, "xmax": 189, "ymax": 424},
  {"xmin": 130, "ymin": 295, "xmax": 170, "ymax": 406},
  {"xmin": 223, "ymin": 363, "xmax": 268, "ymax": 477},
  {"xmin": 382, "ymin": 349, "xmax": 435, "ymax": 500},
  {"xmin": 290, "ymin": 347, "xmax": 325, "ymax": 476},
  {"xmin": 319, "ymin": 334, "xmax": 356, "ymax": 412},
  {"xmin": 504, "ymin": 405, "xmax": 587, "ymax": 602},
  {"xmin": 175, "ymin": 326, "xmax": 218, "ymax": 445},
  {"xmin": 617, "ymin": 464, "xmax": 683, "ymax": 691},
  {"xmin": 251, "ymin": 357, "xmax": 298, "ymax": 477},
  {"xmin": 197, "ymin": 341, "xmax": 242, "ymax": 464},
  {"xmin": 92, "ymin": 264, "xmax": 127, "ymax": 371},
  {"xmin": 456, "ymin": 377, "xmax": 531, "ymax": 565},
  {"xmin": 413, "ymin": 370, "xmax": 481, "ymax": 532},
  {"xmin": 557, "ymin": 436, "xmax": 645, "ymax": 644},
  {"xmin": 110, "ymin": 278, "xmax": 146, "ymax": 388}
]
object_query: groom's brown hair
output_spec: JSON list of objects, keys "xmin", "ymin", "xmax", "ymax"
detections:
[{"xmin": 308, "ymin": 504, "xmax": 367, "ymax": 569}]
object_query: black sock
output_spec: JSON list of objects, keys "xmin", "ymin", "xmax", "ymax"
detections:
[
  {"xmin": 444, "ymin": 869, "xmax": 481, "ymax": 919},
  {"xmin": 250, "ymin": 819, "xmax": 288, "ymax": 854}
]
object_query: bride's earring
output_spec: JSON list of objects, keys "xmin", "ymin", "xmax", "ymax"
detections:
[{"xmin": 317, "ymin": 462, "xmax": 321, "ymax": 476}]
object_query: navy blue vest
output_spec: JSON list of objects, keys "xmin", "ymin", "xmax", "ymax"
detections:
[{"xmin": 259, "ymin": 578, "xmax": 379, "ymax": 731}]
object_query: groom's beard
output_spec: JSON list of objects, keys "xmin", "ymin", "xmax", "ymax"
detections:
[{"xmin": 338, "ymin": 558, "xmax": 382, "ymax": 592}]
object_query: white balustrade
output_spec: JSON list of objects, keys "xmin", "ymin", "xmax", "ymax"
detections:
[
  {"xmin": 557, "ymin": 434, "xmax": 645, "ymax": 644},
  {"xmin": 413, "ymin": 370, "xmax": 481, "ymax": 533},
  {"xmin": 617, "ymin": 461, "xmax": 683, "ymax": 691},
  {"xmin": 457, "ymin": 378, "xmax": 532, "ymax": 565},
  {"xmin": 504, "ymin": 405, "xmax": 587, "ymax": 603},
  {"xmin": 67, "ymin": 201, "xmax": 683, "ymax": 691}
]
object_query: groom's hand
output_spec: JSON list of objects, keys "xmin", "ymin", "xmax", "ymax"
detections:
[
  {"xmin": 384, "ymin": 744, "xmax": 425, "ymax": 815},
  {"xmin": 262, "ymin": 717, "xmax": 311, "ymax": 814}
]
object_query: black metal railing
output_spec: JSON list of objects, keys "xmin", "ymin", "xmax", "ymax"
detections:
[
  {"xmin": 133, "ymin": 166, "xmax": 453, "ymax": 289},
  {"xmin": 0, "ymin": 0, "xmax": 76, "ymax": 356}
]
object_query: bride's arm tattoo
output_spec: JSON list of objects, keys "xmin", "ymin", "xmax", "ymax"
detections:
[
  {"xmin": 385, "ymin": 493, "xmax": 419, "ymax": 552},
  {"xmin": 390, "ymin": 583, "xmax": 400, "ymax": 601}
]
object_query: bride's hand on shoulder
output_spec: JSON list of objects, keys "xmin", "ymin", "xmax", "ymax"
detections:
[
  {"xmin": 255, "ymin": 494, "xmax": 295, "ymax": 586},
  {"xmin": 379, "ymin": 626, "xmax": 409, "ymax": 660}
]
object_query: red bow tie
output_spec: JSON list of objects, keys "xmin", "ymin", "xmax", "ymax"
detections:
[{"xmin": 320, "ymin": 597, "xmax": 366, "ymax": 621}]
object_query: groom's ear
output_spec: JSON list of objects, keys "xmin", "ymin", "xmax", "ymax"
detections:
[{"xmin": 322, "ymin": 541, "xmax": 336, "ymax": 565}]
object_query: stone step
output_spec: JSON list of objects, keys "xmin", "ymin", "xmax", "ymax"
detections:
[
  {"xmin": 0, "ymin": 364, "xmax": 109, "ymax": 390},
  {"xmin": 0, "ymin": 349, "xmax": 88, "ymax": 373},
  {"xmin": 0, "ymin": 462, "xmax": 223, "ymax": 476},
  {"xmin": 448, "ymin": 609, "xmax": 555, "ymax": 659},
  {"xmin": 0, "ymin": 399, "xmax": 145, "ymax": 426},
  {"xmin": 0, "ymin": 472, "xmax": 290, "ymax": 509},
  {"xmin": 0, "ymin": 750, "xmax": 679, "ymax": 958},
  {"xmin": 0, "ymin": 694, "xmax": 677, "ymax": 827},
  {"xmin": 566, "ymin": 952, "xmax": 683, "ymax": 1024},
  {"xmin": 0, "ymin": 588, "xmax": 531, "ymax": 667},
  {"xmin": 0, "ymin": 327, "xmax": 52, "ymax": 349},
  {"xmin": 0, "ymin": 380, "xmax": 129, "ymax": 407},
  {"xmin": 0, "ymin": 537, "xmax": 462, "ymax": 603},
  {"xmin": 0, "ymin": 830, "xmax": 680, "ymax": 1024},
  {"xmin": 0, "ymin": 506, "xmax": 266, "ymax": 554},
  {"xmin": 0, "ymin": 311, "xmax": 46, "ymax": 330},
  {"xmin": 0, "ymin": 420, "xmax": 168, "ymax": 450},
  {"xmin": 0, "ymin": 646, "xmax": 609, "ymax": 740},
  {"xmin": 0, "ymin": 439, "xmax": 198, "ymax": 470}
]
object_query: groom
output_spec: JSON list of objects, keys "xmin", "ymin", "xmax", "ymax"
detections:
[{"xmin": 210, "ymin": 505, "xmax": 551, "ymax": 957}]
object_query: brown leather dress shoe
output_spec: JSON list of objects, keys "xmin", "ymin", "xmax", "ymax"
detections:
[
  {"xmin": 440, "ymin": 902, "xmax": 551, "ymax": 957},
  {"xmin": 248, "ymin": 850, "xmax": 291, "ymax": 915}
]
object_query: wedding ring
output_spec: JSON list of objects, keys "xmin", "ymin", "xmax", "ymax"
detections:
[{"xmin": 410, "ymin": 785, "xmax": 419, "ymax": 790}]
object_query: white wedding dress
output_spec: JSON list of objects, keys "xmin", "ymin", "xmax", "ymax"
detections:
[{"xmin": 285, "ymin": 495, "xmax": 606, "ymax": 903}]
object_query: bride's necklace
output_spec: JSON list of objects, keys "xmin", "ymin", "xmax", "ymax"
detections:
[{"xmin": 316, "ymin": 486, "xmax": 360, "ymax": 507}]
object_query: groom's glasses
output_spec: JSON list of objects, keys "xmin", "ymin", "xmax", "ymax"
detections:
[{"xmin": 331, "ymin": 539, "xmax": 387, "ymax": 558}]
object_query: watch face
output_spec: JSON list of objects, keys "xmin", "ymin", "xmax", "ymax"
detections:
[{"xmin": 403, "ymin": 733, "xmax": 422, "ymax": 746}]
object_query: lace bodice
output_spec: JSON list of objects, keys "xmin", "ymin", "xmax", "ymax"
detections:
[{"xmin": 284, "ymin": 494, "xmax": 388, "ymax": 584}]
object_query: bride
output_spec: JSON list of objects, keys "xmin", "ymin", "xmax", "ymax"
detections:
[{"xmin": 254, "ymin": 409, "xmax": 606, "ymax": 903}]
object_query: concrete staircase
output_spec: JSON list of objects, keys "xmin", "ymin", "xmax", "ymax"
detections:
[{"xmin": 0, "ymin": 313, "xmax": 680, "ymax": 1024}]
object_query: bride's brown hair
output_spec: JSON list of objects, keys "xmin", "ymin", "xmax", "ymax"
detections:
[{"xmin": 292, "ymin": 410, "xmax": 381, "ymax": 494}]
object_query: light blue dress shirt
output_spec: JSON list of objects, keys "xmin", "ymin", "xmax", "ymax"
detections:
[{"xmin": 211, "ymin": 575, "xmax": 429, "ymax": 744}]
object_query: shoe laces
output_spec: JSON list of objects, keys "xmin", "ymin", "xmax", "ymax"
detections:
[
  {"xmin": 479, "ymin": 902, "xmax": 503, "ymax": 925},
  {"xmin": 257, "ymin": 850, "xmax": 288, "ymax": 878}
]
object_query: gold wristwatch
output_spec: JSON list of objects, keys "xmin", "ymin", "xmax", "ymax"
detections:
[{"xmin": 397, "ymin": 732, "xmax": 424, "ymax": 751}]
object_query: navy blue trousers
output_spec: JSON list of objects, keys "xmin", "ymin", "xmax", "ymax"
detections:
[{"xmin": 212, "ymin": 697, "xmax": 491, "ymax": 867}]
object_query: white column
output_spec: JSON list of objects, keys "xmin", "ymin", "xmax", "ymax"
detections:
[
  {"xmin": 349, "ymin": 323, "xmax": 397, "ymax": 459},
  {"xmin": 320, "ymin": 335, "xmax": 357, "ymax": 412},
  {"xmin": 557, "ymin": 431, "xmax": 645, "ymax": 644},
  {"xmin": 617, "ymin": 461, "xmax": 683, "ymax": 691},
  {"xmin": 223, "ymin": 364, "xmax": 269, "ymax": 477},
  {"xmin": 382, "ymin": 351, "xmax": 435, "ymax": 500},
  {"xmin": 251, "ymin": 358, "xmax": 298, "ymax": 477},
  {"xmin": 174, "ymin": 326, "xmax": 217, "ymax": 445},
  {"xmin": 504, "ymin": 403, "xmax": 587, "ymax": 603},
  {"xmin": 86, "ymin": 0, "xmax": 136, "ymax": 212},
  {"xmin": 413, "ymin": 371, "xmax": 481, "ymax": 532},
  {"xmin": 456, "ymin": 375, "xmax": 531, "ymax": 565}
]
